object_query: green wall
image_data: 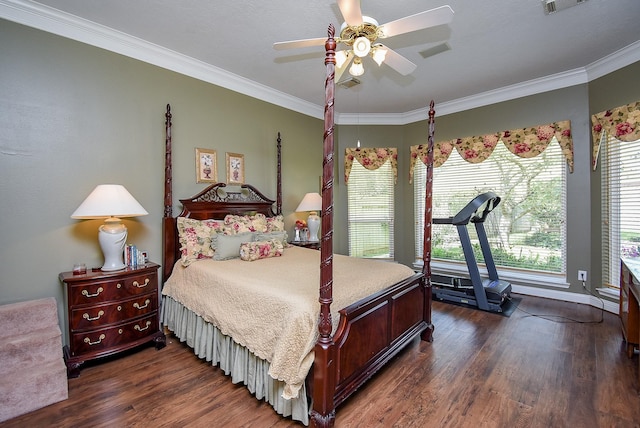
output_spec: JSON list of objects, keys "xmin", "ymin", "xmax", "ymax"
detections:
[
  {"xmin": 0, "ymin": 20, "xmax": 323, "ymax": 341},
  {"xmin": 2, "ymin": 18, "xmax": 639, "ymax": 341}
]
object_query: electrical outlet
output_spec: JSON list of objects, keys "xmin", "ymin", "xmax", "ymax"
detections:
[{"xmin": 578, "ymin": 270, "xmax": 587, "ymax": 281}]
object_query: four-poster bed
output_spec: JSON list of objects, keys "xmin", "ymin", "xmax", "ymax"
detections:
[{"xmin": 160, "ymin": 25, "xmax": 436, "ymax": 427}]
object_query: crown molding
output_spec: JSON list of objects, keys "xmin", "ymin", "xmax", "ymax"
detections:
[
  {"xmin": 585, "ymin": 39, "xmax": 640, "ymax": 81},
  {"xmin": 2, "ymin": 0, "xmax": 638, "ymax": 125}
]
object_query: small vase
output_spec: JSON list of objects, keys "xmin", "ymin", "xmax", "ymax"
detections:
[{"xmin": 294, "ymin": 229, "xmax": 301, "ymax": 242}]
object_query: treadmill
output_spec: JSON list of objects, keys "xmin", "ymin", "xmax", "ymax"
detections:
[{"xmin": 431, "ymin": 191, "xmax": 512, "ymax": 313}]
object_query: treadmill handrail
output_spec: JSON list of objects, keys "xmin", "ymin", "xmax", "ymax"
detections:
[{"xmin": 433, "ymin": 191, "xmax": 501, "ymax": 226}]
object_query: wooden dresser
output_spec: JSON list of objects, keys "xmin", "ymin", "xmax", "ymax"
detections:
[
  {"xmin": 59, "ymin": 262, "xmax": 166, "ymax": 377},
  {"xmin": 620, "ymin": 257, "xmax": 640, "ymax": 388}
]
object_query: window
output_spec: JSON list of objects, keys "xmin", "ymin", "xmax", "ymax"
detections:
[
  {"xmin": 414, "ymin": 139, "xmax": 567, "ymax": 277},
  {"xmin": 348, "ymin": 160, "xmax": 395, "ymax": 258},
  {"xmin": 601, "ymin": 136, "xmax": 640, "ymax": 287}
]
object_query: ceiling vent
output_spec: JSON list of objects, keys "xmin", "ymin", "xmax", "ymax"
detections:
[
  {"xmin": 337, "ymin": 77, "xmax": 361, "ymax": 89},
  {"xmin": 419, "ymin": 43, "xmax": 451, "ymax": 59},
  {"xmin": 542, "ymin": 0, "xmax": 587, "ymax": 15}
]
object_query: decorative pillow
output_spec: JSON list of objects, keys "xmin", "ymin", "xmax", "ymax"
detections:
[
  {"xmin": 177, "ymin": 217, "xmax": 226, "ymax": 266},
  {"xmin": 240, "ymin": 239, "xmax": 284, "ymax": 261},
  {"xmin": 265, "ymin": 214, "xmax": 285, "ymax": 232},
  {"xmin": 224, "ymin": 213, "xmax": 268, "ymax": 234},
  {"xmin": 212, "ymin": 232, "xmax": 255, "ymax": 260},
  {"xmin": 255, "ymin": 231, "xmax": 289, "ymax": 247}
]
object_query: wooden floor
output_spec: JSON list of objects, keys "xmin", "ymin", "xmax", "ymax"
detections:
[{"xmin": 3, "ymin": 295, "xmax": 640, "ymax": 428}]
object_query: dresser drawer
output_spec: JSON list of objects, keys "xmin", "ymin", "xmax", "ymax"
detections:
[
  {"xmin": 68, "ymin": 271, "xmax": 158, "ymax": 306},
  {"xmin": 69, "ymin": 313, "xmax": 159, "ymax": 356},
  {"xmin": 60, "ymin": 262, "xmax": 165, "ymax": 377},
  {"xmin": 70, "ymin": 293, "xmax": 158, "ymax": 331}
]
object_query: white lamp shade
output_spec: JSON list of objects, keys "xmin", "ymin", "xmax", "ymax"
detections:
[
  {"xmin": 353, "ymin": 36, "xmax": 371, "ymax": 57},
  {"xmin": 335, "ymin": 50, "xmax": 350, "ymax": 68},
  {"xmin": 295, "ymin": 192, "xmax": 322, "ymax": 213},
  {"xmin": 296, "ymin": 193, "xmax": 322, "ymax": 242},
  {"xmin": 71, "ymin": 184, "xmax": 148, "ymax": 219},
  {"xmin": 372, "ymin": 45, "xmax": 388, "ymax": 66},
  {"xmin": 71, "ymin": 184, "xmax": 147, "ymax": 271},
  {"xmin": 349, "ymin": 58, "xmax": 364, "ymax": 77}
]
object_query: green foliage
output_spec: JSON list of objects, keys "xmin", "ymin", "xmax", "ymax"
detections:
[
  {"xmin": 523, "ymin": 231, "xmax": 562, "ymax": 249},
  {"xmin": 433, "ymin": 242, "xmax": 562, "ymax": 272}
]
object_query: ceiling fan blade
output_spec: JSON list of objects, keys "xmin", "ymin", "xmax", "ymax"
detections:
[
  {"xmin": 379, "ymin": 5, "xmax": 454, "ymax": 38},
  {"xmin": 338, "ymin": 0, "xmax": 363, "ymax": 26},
  {"xmin": 379, "ymin": 45, "xmax": 417, "ymax": 76},
  {"xmin": 273, "ymin": 37, "xmax": 326, "ymax": 50}
]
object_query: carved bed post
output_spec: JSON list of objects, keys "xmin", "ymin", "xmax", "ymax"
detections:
[
  {"xmin": 421, "ymin": 101, "xmax": 436, "ymax": 342},
  {"xmin": 276, "ymin": 132, "xmax": 282, "ymax": 215},
  {"xmin": 311, "ymin": 23, "xmax": 337, "ymax": 428},
  {"xmin": 162, "ymin": 104, "xmax": 174, "ymax": 283}
]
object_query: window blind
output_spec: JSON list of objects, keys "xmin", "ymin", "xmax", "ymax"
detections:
[
  {"xmin": 601, "ymin": 136, "xmax": 640, "ymax": 287},
  {"xmin": 414, "ymin": 139, "xmax": 566, "ymax": 274},
  {"xmin": 347, "ymin": 160, "xmax": 395, "ymax": 258}
]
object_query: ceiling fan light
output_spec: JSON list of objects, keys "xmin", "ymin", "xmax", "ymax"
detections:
[
  {"xmin": 335, "ymin": 50, "xmax": 350, "ymax": 68},
  {"xmin": 372, "ymin": 46, "xmax": 387, "ymax": 66},
  {"xmin": 349, "ymin": 57, "xmax": 364, "ymax": 76},
  {"xmin": 353, "ymin": 36, "xmax": 371, "ymax": 57}
]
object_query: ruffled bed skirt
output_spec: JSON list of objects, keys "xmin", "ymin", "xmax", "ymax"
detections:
[{"xmin": 161, "ymin": 296, "xmax": 310, "ymax": 425}]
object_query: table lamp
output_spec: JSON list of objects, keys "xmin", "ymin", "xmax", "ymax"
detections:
[
  {"xmin": 295, "ymin": 192, "xmax": 322, "ymax": 242},
  {"xmin": 71, "ymin": 184, "xmax": 148, "ymax": 271}
]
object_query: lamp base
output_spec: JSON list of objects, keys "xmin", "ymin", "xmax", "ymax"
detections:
[
  {"xmin": 307, "ymin": 212, "xmax": 320, "ymax": 243},
  {"xmin": 99, "ymin": 218, "xmax": 128, "ymax": 271}
]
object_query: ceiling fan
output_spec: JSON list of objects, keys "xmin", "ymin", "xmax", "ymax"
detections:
[{"xmin": 273, "ymin": 0, "xmax": 454, "ymax": 79}]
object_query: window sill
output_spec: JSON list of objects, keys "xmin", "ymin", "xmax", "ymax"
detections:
[
  {"xmin": 413, "ymin": 260, "xmax": 569, "ymax": 289},
  {"xmin": 596, "ymin": 287, "xmax": 620, "ymax": 300}
]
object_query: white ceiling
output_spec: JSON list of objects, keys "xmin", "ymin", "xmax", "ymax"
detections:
[{"xmin": 2, "ymin": 0, "xmax": 640, "ymax": 123}]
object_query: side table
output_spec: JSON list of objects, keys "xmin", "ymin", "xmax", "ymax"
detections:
[{"xmin": 59, "ymin": 262, "xmax": 166, "ymax": 377}]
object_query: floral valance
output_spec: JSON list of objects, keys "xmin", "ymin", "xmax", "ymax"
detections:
[
  {"xmin": 344, "ymin": 147, "xmax": 398, "ymax": 184},
  {"xmin": 409, "ymin": 120, "xmax": 574, "ymax": 183},
  {"xmin": 590, "ymin": 100, "xmax": 640, "ymax": 170}
]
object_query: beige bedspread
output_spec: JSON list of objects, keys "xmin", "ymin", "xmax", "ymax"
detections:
[{"xmin": 162, "ymin": 246, "xmax": 416, "ymax": 399}]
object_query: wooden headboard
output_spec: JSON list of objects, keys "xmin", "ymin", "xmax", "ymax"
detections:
[{"xmin": 161, "ymin": 108, "xmax": 283, "ymax": 282}]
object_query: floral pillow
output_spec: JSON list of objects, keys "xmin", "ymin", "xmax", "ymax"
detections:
[
  {"xmin": 240, "ymin": 239, "xmax": 284, "ymax": 262},
  {"xmin": 224, "ymin": 213, "xmax": 268, "ymax": 234},
  {"xmin": 177, "ymin": 217, "xmax": 227, "ymax": 266},
  {"xmin": 265, "ymin": 214, "xmax": 285, "ymax": 232}
]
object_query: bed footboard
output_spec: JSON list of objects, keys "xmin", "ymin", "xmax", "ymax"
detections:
[
  {"xmin": 311, "ymin": 272, "xmax": 431, "ymax": 425},
  {"xmin": 333, "ymin": 272, "xmax": 429, "ymax": 406}
]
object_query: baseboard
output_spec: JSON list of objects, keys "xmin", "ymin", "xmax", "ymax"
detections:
[{"xmin": 511, "ymin": 284, "xmax": 619, "ymax": 314}]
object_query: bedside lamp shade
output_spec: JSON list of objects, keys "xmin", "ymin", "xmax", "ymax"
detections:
[
  {"xmin": 71, "ymin": 184, "xmax": 148, "ymax": 271},
  {"xmin": 295, "ymin": 192, "xmax": 322, "ymax": 242}
]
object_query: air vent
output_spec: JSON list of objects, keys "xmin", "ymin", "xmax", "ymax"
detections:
[
  {"xmin": 419, "ymin": 43, "xmax": 451, "ymax": 59},
  {"xmin": 542, "ymin": 0, "xmax": 587, "ymax": 15},
  {"xmin": 337, "ymin": 77, "xmax": 361, "ymax": 89}
]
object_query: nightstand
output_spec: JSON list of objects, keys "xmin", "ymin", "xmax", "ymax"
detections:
[
  {"xmin": 59, "ymin": 262, "xmax": 166, "ymax": 378},
  {"xmin": 290, "ymin": 240, "xmax": 321, "ymax": 250}
]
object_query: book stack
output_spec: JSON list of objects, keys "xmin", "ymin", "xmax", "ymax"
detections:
[{"xmin": 124, "ymin": 244, "xmax": 146, "ymax": 268}]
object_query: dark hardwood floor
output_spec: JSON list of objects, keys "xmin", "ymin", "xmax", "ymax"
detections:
[{"xmin": 3, "ymin": 295, "xmax": 639, "ymax": 427}]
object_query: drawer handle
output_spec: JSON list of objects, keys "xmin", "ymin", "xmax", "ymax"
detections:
[
  {"xmin": 133, "ymin": 299, "xmax": 151, "ymax": 310},
  {"xmin": 84, "ymin": 334, "xmax": 106, "ymax": 346},
  {"xmin": 134, "ymin": 321, "xmax": 152, "ymax": 331},
  {"xmin": 133, "ymin": 278, "xmax": 150, "ymax": 288},
  {"xmin": 82, "ymin": 287, "xmax": 104, "ymax": 298},
  {"xmin": 82, "ymin": 310, "xmax": 104, "ymax": 321}
]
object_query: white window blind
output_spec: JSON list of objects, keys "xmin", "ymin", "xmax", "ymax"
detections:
[
  {"xmin": 347, "ymin": 159, "xmax": 395, "ymax": 258},
  {"xmin": 414, "ymin": 139, "xmax": 567, "ymax": 274},
  {"xmin": 601, "ymin": 136, "xmax": 640, "ymax": 287}
]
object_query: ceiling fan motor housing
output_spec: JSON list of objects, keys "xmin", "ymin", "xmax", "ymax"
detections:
[{"xmin": 339, "ymin": 16, "xmax": 380, "ymax": 47}]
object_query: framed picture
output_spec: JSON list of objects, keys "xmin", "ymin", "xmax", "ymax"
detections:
[
  {"xmin": 196, "ymin": 148, "xmax": 217, "ymax": 183},
  {"xmin": 226, "ymin": 152, "xmax": 245, "ymax": 185}
]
